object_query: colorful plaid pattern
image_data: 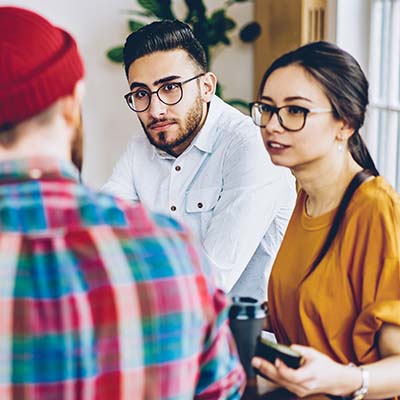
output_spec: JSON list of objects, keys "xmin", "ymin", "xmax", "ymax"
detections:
[{"xmin": 0, "ymin": 157, "xmax": 245, "ymax": 400}]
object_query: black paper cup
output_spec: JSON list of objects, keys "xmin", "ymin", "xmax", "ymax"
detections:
[{"xmin": 229, "ymin": 296, "xmax": 267, "ymax": 378}]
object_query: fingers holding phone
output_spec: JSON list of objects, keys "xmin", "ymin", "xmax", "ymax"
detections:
[
  {"xmin": 254, "ymin": 336, "xmax": 304, "ymax": 371},
  {"xmin": 251, "ymin": 334, "xmax": 304, "ymax": 390},
  {"xmin": 252, "ymin": 342, "xmax": 352, "ymax": 397},
  {"xmin": 251, "ymin": 342, "xmax": 310, "ymax": 396}
]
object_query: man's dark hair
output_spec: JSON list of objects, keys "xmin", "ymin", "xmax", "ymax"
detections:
[{"xmin": 123, "ymin": 19, "xmax": 207, "ymax": 77}]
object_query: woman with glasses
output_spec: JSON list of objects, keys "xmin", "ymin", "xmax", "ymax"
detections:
[{"xmin": 250, "ymin": 41, "xmax": 400, "ymax": 399}]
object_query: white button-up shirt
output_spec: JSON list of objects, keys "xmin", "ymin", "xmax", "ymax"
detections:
[{"xmin": 103, "ymin": 96, "xmax": 296, "ymax": 300}]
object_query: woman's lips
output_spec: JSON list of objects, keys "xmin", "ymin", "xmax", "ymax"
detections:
[
  {"xmin": 266, "ymin": 141, "xmax": 290, "ymax": 154},
  {"xmin": 267, "ymin": 141, "xmax": 289, "ymax": 149}
]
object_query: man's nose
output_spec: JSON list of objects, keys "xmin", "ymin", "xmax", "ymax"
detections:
[{"xmin": 148, "ymin": 95, "xmax": 167, "ymax": 118}]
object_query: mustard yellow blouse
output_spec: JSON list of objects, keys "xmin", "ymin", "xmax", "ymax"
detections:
[{"xmin": 268, "ymin": 176, "xmax": 400, "ymax": 364}]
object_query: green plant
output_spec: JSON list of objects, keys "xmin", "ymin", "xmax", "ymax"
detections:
[{"xmin": 106, "ymin": 0, "xmax": 261, "ymax": 110}]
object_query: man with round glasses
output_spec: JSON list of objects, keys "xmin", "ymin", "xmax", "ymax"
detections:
[
  {"xmin": 103, "ymin": 19, "xmax": 296, "ymax": 301},
  {"xmin": 124, "ymin": 73, "xmax": 205, "ymax": 114}
]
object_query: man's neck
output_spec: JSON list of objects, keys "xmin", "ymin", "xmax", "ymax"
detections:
[{"xmin": 0, "ymin": 119, "xmax": 72, "ymax": 162}]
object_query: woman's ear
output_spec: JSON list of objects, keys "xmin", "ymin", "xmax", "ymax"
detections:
[
  {"xmin": 200, "ymin": 72, "xmax": 217, "ymax": 102},
  {"xmin": 336, "ymin": 120, "xmax": 355, "ymax": 142}
]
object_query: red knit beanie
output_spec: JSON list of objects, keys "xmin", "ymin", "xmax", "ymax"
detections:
[{"xmin": 0, "ymin": 6, "xmax": 84, "ymax": 127}]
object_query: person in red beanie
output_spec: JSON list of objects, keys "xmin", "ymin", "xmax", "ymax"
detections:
[{"xmin": 0, "ymin": 7, "xmax": 245, "ymax": 400}]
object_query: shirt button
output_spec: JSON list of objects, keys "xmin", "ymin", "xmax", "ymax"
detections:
[
  {"xmin": 170, "ymin": 205, "xmax": 176, "ymax": 211},
  {"xmin": 29, "ymin": 168, "xmax": 42, "ymax": 179},
  {"xmin": 197, "ymin": 202, "xmax": 203, "ymax": 209},
  {"xmin": 175, "ymin": 165, "xmax": 181, "ymax": 171}
]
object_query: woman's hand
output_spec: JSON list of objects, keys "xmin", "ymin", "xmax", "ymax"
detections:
[{"xmin": 251, "ymin": 345, "xmax": 361, "ymax": 397}]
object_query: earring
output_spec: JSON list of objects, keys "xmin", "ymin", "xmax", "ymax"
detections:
[{"xmin": 338, "ymin": 142, "xmax": 344, "ymax": 152}]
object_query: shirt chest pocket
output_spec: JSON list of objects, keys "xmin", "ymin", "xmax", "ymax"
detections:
[{"xmin": 185, "ymin": 187, "xmax": 221, "ymax": 213}]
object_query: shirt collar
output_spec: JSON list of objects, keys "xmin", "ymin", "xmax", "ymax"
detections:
[
  {"xmin": 0, "ymin": 157, "xmax": 80, "ymax": 184},
  {"xmin": 152, "ymin": 95, "xmax": 224, "ymax": 159},
  {"xmin": 152, "ymin": 148, "xmax": 175, "ymax": 160},
  {"xmin": 192, "ymin": 95, "xmax": 223, "ymax": 153}
]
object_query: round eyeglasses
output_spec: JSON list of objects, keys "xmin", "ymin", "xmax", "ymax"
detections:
[
  {"xmin": 124, "ymin": 73, "xmax": 205, "ymax": 113},
  {"xmin": 249, "ymin": 102, "xmax": 332, "ymax": 132}
]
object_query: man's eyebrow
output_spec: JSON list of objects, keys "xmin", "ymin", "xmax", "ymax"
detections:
[
  {"xmin": 154, "ymin": 75, "xmax": 181, "ymax": 86},
  {"xmin": 260, "ymin": 95, "xmax": 313, "ymax": 103},
  {"xmin": 130, "ymin": 75, "xmax": 182, "ymax": 91}
]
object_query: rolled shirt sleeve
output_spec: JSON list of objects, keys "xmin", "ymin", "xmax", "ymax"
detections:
[
  {"xmin": 353, "ymin": 259, "xmax": 400, "ymax": 363},
  {"xmin": 351, "ymin": 192, "xmax": 400, "ymax": 364}
]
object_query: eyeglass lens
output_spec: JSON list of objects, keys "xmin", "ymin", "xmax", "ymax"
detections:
[
  {"xmin": 126, "ymin": 73, "xmax": 205, "ymax": 113},
  {"xmin": 252, "ymin": 104, "xmax": 306, "ymax": 131},
  {"xmin": 127, "ymin": 83, "xmax": 183, "ymax": 112}
]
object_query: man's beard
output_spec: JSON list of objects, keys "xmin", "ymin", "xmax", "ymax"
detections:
[
  {"xmin": 140, "ymin": 96, "xmax": 203, "ymax": 156},
  {"xmin": 71, "ymin": 110, "xmax": 83, "ymax": 173}
]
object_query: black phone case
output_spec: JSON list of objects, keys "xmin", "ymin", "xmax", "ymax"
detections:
[{"xmin": 253, "ymin": 337, "xmax": 303, "ymax": 371}]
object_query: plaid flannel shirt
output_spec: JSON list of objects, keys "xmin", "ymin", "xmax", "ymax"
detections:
[{"xmin": 0, "ymin": 157, "xmax": 245, "ymax": 400}]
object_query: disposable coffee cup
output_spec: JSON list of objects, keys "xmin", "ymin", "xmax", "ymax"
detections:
[{"xmin": 229, "ymin": 296, "xmax": 266, "ymax": 378}]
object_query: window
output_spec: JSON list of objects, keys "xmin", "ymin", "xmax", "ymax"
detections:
[{"xmin": 367, "ymin": 0, "xmax": 400, "ymax": 190}]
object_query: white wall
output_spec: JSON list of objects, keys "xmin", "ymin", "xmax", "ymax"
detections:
[
  {"xmin": 334, "ymin": 0, "xmax": 370, "ymax": 74},
  {"xmin": 2, "ymin": 0, "xmax": 254, "ymax": 188}
]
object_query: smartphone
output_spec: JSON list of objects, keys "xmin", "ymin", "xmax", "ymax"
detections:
[{"xmin": 253, "ymin": 335, "xmax": 304, "ymax": 372}]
